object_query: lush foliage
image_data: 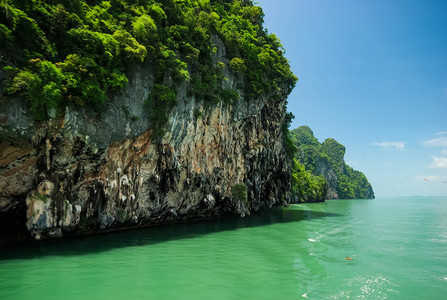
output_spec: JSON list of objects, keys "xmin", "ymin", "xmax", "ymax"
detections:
[
  {"xmin": 283, "ymin": 114, "xmax": 328, "ymax": 203},
  {"xmin": 231, "ymin": 183, "xmax": 247, "ymax": 203},
  {"xmin": 289, "ymin": 126, "xmax": 374, "ymax": 200},
  {"xmin": 1, "ymin": 0, "xmax": 297, "ymax": 124},
  {"xmin": 290, "ymin": 158, "xmax": 327, "ymax": 203},
  {"xmin": 286, "ymin": 121, "xmax": 326, "ymax": 203},
  {"xmin": 337, "ymin": 165, "xmax": 373, "ymax": 199},
  {"xmin": 321, "ymin": 138, "xmax": 345, "ymax": 173},
  {"xmin": 231, "ymin": 183, "xmax": 249, "ymax": 215}
]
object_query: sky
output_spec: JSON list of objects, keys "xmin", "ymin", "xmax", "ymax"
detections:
[{"xmin": 256, "ymin": 0, "xmax": 447, "ymax": 197}]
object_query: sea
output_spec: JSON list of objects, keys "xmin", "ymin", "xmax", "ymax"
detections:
[{"xmin": 1, "ymin": 197, "xmax": 446, "ymax": 299}]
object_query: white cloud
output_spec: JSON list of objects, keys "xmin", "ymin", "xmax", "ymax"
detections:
[
  {"xmin": 423, "ymin": 137, "xmax": 447, "ymax": 147},
  {"xmin": 430, "ymin": 156, "xmax": 447, "ymax": 168},
  {"xmin": 442, "ymin": 149, "xmax": 447, "ymax": 155},
  {"xmin": 372, "ymin": 142, "xmax": 405, "ymax": 150},
  {"xmin": 435, "ymin": 131, "xmax": 447, "ymax": 136}
]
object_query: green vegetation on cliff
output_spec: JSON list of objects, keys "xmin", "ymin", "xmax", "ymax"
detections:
[
  {"xmin": 0, "ymin": 0, "xmax": 297, "ymax": 123},
  {"xmin": 290, "ymin": 158, "xmax": 327, "ymax": 203},
  {"xmin": 289, "ymin": 126, "xmax": 374, "ymax": 202}
]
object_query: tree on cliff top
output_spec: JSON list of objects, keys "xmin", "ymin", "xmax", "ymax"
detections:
[{"xmin": 0, "ymin": 0, "xmax": 297, "ymax": 122}]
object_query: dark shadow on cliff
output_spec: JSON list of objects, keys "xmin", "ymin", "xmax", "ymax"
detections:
[{"xmin": 0, "ymin": 206, "xmax": 339, "ymax": 260}]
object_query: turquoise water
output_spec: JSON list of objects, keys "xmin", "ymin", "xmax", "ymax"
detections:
[{"xmin": 1, "ymin": 197, "xmax": 446, "ymax": 299}]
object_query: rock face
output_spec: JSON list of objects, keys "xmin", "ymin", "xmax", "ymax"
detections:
[
  {"xmin": 289, "ymin": 126, "xmax": 374, "ymax": 200},
  {"xmin": 315, "ymin": 153, "xmax": 374, "ymax": 200},
  {"xmin": 0, "ymin": 63, "xmax": 290, "ymax": 241},
  {"xmin": 316, "ymin": 158, "xmax": 338, "ymax": 199}
]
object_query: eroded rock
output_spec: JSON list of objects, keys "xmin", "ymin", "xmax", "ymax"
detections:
[{"xmin": 0, "ymin": 48, "xmax": 291, "ymax": 242}]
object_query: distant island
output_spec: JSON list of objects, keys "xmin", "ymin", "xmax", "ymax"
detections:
[{"xmin": 289, "ymin": 126, "xmax": 374, "ymax": 202}]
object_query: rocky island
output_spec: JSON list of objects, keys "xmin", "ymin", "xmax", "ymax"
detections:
[
  {"xmin": 289, "ymin": 126, "xmax": 374, "ymax": 202},
  {"xmin": 0, "ymin": 0, "xmax": 297, "ymax": 241},
  {"xmin": 0, "ymin": 0, "xmax": 373, "ymax": 243}
]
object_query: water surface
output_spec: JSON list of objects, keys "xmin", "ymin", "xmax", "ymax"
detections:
[{"xmin": 1, "ymin": 197, "xmax": 446, "ymax": 299}]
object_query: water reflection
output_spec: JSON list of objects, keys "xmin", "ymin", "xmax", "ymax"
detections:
[{"xmin": 1, "ymin": 206, "xmax": 338, "ymax": 260}]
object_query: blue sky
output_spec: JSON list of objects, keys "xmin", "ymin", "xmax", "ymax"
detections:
[{"xmin": 256, "ymin": 0, "xmax": 447, "ymax": 197}]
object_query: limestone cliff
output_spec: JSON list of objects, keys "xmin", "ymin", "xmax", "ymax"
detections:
[
  {"xmin": 0, "ymin": 0, "xmax": 297, "ymax": 242},
  {"xmin": 0, "ymin": 58, "xmax": 291, "ymax": 242},
  {"xmin": 290, "ymin": 126, "xmax": 374, "ymax": 201}
]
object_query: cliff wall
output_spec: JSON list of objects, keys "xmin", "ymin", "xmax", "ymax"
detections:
[
  {"xmin": 0, "ymin": 48, "xmax": 290, "ymax": 241},
  {"xmin": 0, "ymin": 0, "xmax": 297, "ymax": 242},
  {"xmin": 290, "ymin": 126, "xmax": 374, "ymax": 201}
]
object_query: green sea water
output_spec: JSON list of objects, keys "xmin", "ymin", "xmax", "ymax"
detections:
[{"xmin": 1, "ymin": 197, "xmax": 446, "ymax": 299}]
